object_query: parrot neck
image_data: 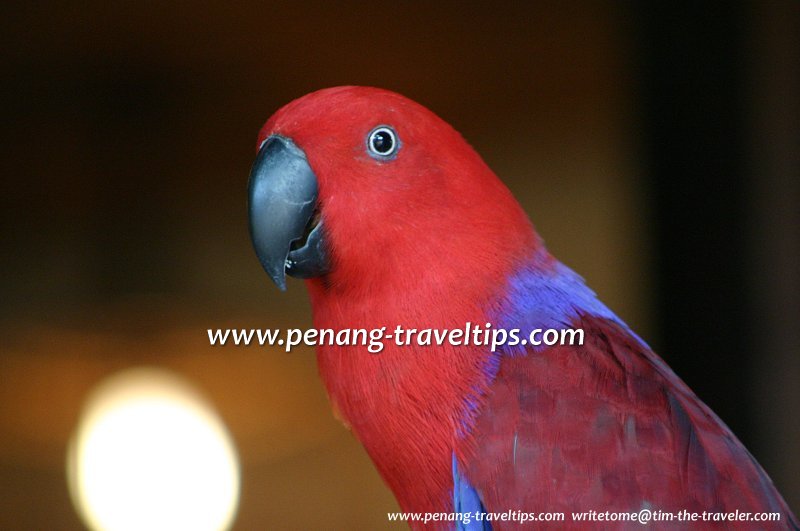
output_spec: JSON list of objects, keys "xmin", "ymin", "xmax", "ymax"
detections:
[{"xmin": 303, "ymin": 233, "xmax": 530, "ymax": 513}]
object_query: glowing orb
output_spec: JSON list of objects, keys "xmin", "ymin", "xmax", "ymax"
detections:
[{"xmin": 68, "ymin": 367, "xmax": 240, "ymax": 531}]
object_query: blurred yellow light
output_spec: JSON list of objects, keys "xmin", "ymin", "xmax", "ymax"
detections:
[{"xmin": 67, "ymin": 367, "xmax": 240, "ymax": 531}]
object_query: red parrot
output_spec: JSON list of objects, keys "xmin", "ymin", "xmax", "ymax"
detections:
[{"xmin": 247, "ymin": 86, "xmax": 797, "ymax": 529}]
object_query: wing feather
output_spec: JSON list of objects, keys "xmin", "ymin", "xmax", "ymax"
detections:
[{"xmin": 460, "ymin": 314, "xmax": 797, "ymax": 529}]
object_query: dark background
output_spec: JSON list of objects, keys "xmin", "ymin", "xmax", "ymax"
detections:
[{"xmin": 1, "ymin": 2, "xmax": 798, "ymax": 528}]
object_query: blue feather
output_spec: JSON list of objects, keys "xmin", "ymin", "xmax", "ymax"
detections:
[
  {"xmin": 452, "ymin": 452, "xmax": 491, "ymax": 531},
  {"xmin": 494, "ymin": 250, "xmax": 648, "ymax": 354}
]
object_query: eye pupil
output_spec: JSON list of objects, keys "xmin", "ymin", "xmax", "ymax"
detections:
[
  {"xmin": 367, "ymin": 126, "xmax": 398, "ymax": 159},
  {"xmin": 371, "ymin": 131, "xmax": 393, "ymax": 153}
]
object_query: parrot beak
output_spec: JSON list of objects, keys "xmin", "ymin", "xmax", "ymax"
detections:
[{"xmin": 248, "ymin": 135, "xmax": 328, "ymax": 290}]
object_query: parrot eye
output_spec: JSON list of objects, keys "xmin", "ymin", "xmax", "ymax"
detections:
[{"xmin": 366, "ymin": 126, "xmax": 399, "ymax": 160}]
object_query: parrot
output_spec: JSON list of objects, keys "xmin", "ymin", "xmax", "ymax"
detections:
[{"xmin": 246, "ymin": 86, "xmax": 797, "ymax": 529}]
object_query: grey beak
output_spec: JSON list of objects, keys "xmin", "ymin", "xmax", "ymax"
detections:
[{"xmin": 247, "ymin": 135, "xmax": 328, "ymax": 290}]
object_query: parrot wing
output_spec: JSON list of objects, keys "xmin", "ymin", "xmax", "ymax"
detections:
[{"xmin": 459, "ymin": 313, "xmax": 797, "ymax": 529}]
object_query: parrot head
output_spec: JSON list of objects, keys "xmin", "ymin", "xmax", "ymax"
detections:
[{"xmin": 248, "ymin": 86, "xmax": 539, "ymax": 298}]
